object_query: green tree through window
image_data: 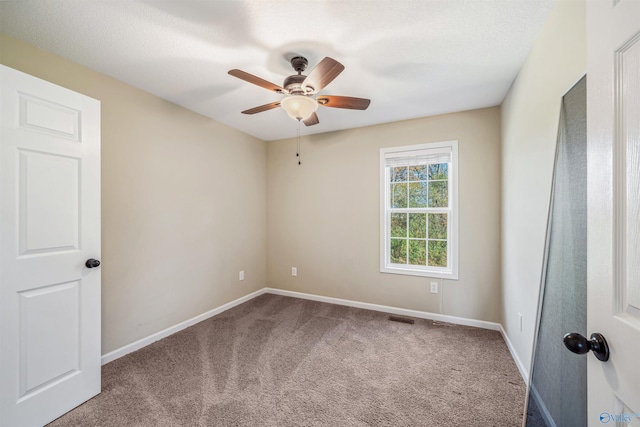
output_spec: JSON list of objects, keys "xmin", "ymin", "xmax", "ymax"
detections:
[{"xmin": 389, "ymin": 164, "xmax": 448, "ymax": 268}]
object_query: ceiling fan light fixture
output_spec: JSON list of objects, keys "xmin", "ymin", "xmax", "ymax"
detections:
[
  {"xmin": 229, "ymin": 57, "xmax": 369, "ymax": 128},
  {"xmin": 280, "ymin": 95, "xmax": 318, "ymax": 121}
]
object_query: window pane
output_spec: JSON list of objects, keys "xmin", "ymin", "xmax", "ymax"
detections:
[
  {"xmin": 409, "ymin": 165, "xmax": 428, "ymax": 181},
  {"xmin": 408, "ymin": 213, "xmax": 426, "ymax": 238},
  {"xmin": 391, "ymin": 213, "xmax": 407, "ymax": 237},
  {"xmin": 428, "ymin": 181, "xmax": 448, "ymax": 207},
  {"xmin": 391, "ymin": 166, "xmax": 407, "ymax": 182},
  {"xmin": 408, "ymin": 240, "xmax": 427, "ymax": 265},
  {"xmin": 390, "ymin": 239, "xmax": 407, "ymax": 264},
  {"xmin": 428, "ymin": 163, "xmax": 448, "ymax": 180},
  {"xmin": 392, "ymin": 183, "xmax": 408, "ymax": 208},
  {"xmin": 428, "ymin": 240, "xmax": 447, "ymax": 267},
  {"xmin": 409, "ymin": 182, "xmax": 427, "ymax": 208},
  {"xmin": 428, "ymin": 213, "xmax": 448, "ymax": 239}
]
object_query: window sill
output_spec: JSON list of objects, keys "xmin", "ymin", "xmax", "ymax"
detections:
[{"xmin": 380, "ymin": 265, "xmax": 458, "ymax": 280}]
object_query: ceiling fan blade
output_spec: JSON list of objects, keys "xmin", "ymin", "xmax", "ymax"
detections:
[
  {"xmin": 228, "ymin": 69, "xmax": 286, "ymax": 93},
  {"xmin": 302, "ymin": 57, "xmax": 345, "ymax": 92},
  {"xmin": 317, "ymin": 96, "xmax": 371, "ymax": 110},
  {"xmin": 303, "ymin": 112, "xmax": 319, "ymax": 126},
  {"xmin": 241, "ymin": 101, "xmax": 281, "ymax": 115}
]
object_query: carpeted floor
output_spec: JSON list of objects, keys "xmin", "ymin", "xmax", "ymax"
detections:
[{"xmin": 49, "ymin": 294, "xmax": 525, "ymax": 426}]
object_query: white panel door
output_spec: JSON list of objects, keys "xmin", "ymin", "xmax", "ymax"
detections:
[
  {"xmin": 0, "ymin": 65, "xmax": 101, "ymax": 427},
  {"xmin": 587, "ymin": 0, "xmax": 640, "ymax": 424}
]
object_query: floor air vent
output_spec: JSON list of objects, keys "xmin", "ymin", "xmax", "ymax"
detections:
[{"xmin": 388, "ymin": 315, "xmax": 415, "ymax": 324}]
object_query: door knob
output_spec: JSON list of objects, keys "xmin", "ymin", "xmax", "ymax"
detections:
[
  {"xmin": 563, "ymin": 332, "xmax": 609, "ymax": 362},
  {"xmin": 85, "ymin": 259, "xmax": 101, "ymax": 268}
]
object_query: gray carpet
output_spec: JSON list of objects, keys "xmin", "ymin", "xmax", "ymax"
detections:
[{"xmin": 49, "ymin": 294, "xmax": 525, "ymax": 426}]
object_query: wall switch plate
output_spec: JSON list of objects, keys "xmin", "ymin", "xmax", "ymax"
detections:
[
  {"xmin": 430, "ymin": 282, "xmax": 438, "ymax": 294},
  {"xmin": 518, "ymin": 313, "xmax": 523, "ymax": 331},
  {"xmin": 291, "ymin": 267, "xmax": 297, "ymax": 277},
  {"xmin": 239, "ymin": 271, "xmax": 244, "ymax": 281}
]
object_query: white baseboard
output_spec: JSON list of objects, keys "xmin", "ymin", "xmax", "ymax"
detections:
[
  {"xmin": 265, "ymin": 287, "xmax": 501, "ymax": 331},
  {"xmin": 101, "ymin": 288, "xmax": 268, "ymax": 365},
  {"xmin": 499, "ymin": 324, "xmax": 529, "ymax": 384}
]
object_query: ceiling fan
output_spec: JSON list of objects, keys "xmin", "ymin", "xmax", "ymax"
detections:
[{"xmin": 228, "ymin": 56, "xmax": 370, "ymax": 126}]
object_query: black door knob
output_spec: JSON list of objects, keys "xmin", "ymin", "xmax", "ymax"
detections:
[
  {"xmin": 563, "ymin": 332, "xmax": 609, "ymax": 362},
  {"xmin": 85, "ymin": 259, "xmax": 101, "ymax": 268}
]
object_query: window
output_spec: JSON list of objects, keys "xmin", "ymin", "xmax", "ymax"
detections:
[{"xmin": 380, "ymin": 141, "xmax": 458, "ymax": 279}]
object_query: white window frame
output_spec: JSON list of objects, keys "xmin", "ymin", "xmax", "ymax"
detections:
[{"xmin": 379, "ymin": 140, "xmax": 459, "ymax": 279}]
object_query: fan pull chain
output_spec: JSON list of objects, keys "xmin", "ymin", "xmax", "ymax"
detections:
[{"xmin": 296, "ymin": 120, "xmax": 301, "ymax": 166}]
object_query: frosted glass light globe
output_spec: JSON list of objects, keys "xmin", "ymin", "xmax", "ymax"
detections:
[{"xmin": 280, "ymin": 95, "xmax": 318, "ymax": 120}]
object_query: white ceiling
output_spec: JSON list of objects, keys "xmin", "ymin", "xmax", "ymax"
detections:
[{"xmin": 0, "ymin": 0, "xmax": 556, "ymax": 141}]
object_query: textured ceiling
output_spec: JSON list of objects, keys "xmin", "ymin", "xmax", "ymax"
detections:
[{"xmin": 0, "ymin": 0, "xmax": 556, "ymax": 141}]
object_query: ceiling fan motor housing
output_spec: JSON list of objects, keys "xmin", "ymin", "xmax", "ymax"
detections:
[
  {"xmin": 285, "ymin": 57, "xmax": 314, "ymax": 95},
  {"xmin": 283, "ymin": 74, "xmax": 313, "ymax": 95}
]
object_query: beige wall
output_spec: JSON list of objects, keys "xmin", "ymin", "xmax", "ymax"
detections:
[
  {"xmin": 0, "ymin": 34, "xmax": 268, "ymax": 354},
  {"xmin": 267, "ymin": 107, "xmax": 502, "ymax": 322},
  {"xmin": 500, "ymin": 0, "xmax": 586, "ymax": 376}
]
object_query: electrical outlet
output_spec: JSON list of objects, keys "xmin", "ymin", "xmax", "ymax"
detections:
[
  {"xmin": 239, "ymin": 271, "xmax": 244, "ymax": 281},
  {"xmin": 430, "ymin": 282, "xmax": 438, "ymax": 294},
  {"xmin": 291, "ymin": 267, "xmax": 297, "ymax": 277},
  {"xmin": 518, "ymin": 313, "xmax": 523, "ymax": 332}
]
